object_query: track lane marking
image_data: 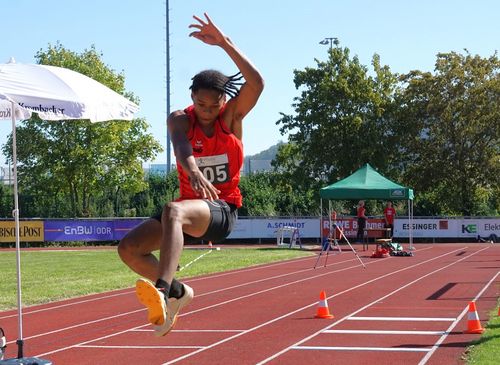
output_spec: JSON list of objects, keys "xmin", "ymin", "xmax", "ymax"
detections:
[
  {"xmin": 5, "ymin": 308, "xmax": 144, "ymax": 345},
  {"xmin": 77, "ymin": 345, "xmax": 204, "ymax": 349},
  {"xmin": 7, "ymin": 251, "xmax": 380, "ymax": 345},
  {"xmin": 0, "ymin": 291, "xmax": 132, "ymax": 320},
  {"xmin": 324, "ymin": 330, "xmax": 448, "ymax": 335},
  {"xmin": 160, "ymin": 247, "xmax": 468, "ymax": 364},
  {"xmin": 295, "ymin": 346, "xmax": 431, "ymax": 352},
  {"xmin": 33, "ymin": 246, "xmax": 442, "ymax": 358},
  {"xmin": 33, "ymin": 258, "xmax": 376, "ymax": 352},
  {"xmin": 131, "ymin": 329, "xmax": 246, "ymax": 333},
  {"xmin": 347, "ymin": 317, "xmax": 456, "ymax": 321},
  {"xmin": 418, "ymin": 270, "xmax": 500, "ymax": 365},
  {"xmin": 5, "ymin": 254, "xmax": 364, "ymax": 346},
  {"xmin": 256, "ymin": 246, "xmax": 489, "ymax": 364},
  {"xmin": 0, "ymin": 254, "xmax": 319, "ymax": 320}
]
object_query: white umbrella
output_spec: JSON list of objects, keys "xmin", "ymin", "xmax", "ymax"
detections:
[
  {"xmin": 0, "ymin": 59, "xmax": 139, "ymax": 364},
  {"xmin": 0, "ymin": 60, "xmax": 138, "ymax": 122}
]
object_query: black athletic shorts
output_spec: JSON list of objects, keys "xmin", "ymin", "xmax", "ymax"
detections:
[{"xmin": 152, "ymin": 199, "xmax": 238, "ymax": 244}]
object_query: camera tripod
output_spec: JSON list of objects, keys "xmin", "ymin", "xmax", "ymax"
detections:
[{"xmin": 314, "ymin": 217, "xmax": 366, "ymax": 269}]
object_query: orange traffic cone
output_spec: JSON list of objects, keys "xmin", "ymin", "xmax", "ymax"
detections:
[
  {"xmin": 464, "ymin": 301, "xmax": 484, "ymax": 334},
  {"xmin": 314, "ymin": 291, "xmax": 334, "ymax": 319},
  {"xmin": 208, "ymin": 241, "xmax": 213, "ymax": 248}
]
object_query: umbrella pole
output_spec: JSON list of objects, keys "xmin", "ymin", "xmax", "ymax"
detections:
[
  {"xmin": 7, "ymin": 103, "xmax": 52, "ymax": 364},
  {"xmin": 11, "ymin": 101, "xmax": 24, "ymax": 358}
]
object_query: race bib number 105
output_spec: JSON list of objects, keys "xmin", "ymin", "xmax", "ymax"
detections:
[{"xmin": 195, "ymin": 154, "xmax": 230, "ymax": 184}]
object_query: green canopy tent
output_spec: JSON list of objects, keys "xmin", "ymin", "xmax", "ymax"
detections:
[{"xmin": 320, "ymin": 163, "xmax": 414, "ymax": 249}]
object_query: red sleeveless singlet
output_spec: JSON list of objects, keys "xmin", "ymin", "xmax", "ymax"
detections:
[{"xmin": 176, "ymin": 105, "xmax": 243, "ymax": 208}]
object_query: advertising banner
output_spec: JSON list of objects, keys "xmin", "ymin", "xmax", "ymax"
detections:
[
  {"xmin": 321, "ymin": 218, "xmax": 387, "ymax": 238},
  {"xmin": 1, "ymin": 217, "xmax": 498, "ymax": 242},
  {"xmin": 461, "ymin": 219, "xmax": 500, "ymax": 239},
  {"xmin": 394, "ymin": 218, "xmax": 500, "ymax": 238},
  {"xmin": 394, "ymin": 219, "xmax": 456, "ymax": 238},
  {"xmin": 0, "ymin": 220, "xmax": 44, "ymax": 242},
  {"xmin": 228, "ymin": 218, "xmax": 318, "ymax": 239},
  {"xmin": 44, "ymin": 219, "xmax": 145, "ymax": 241}
]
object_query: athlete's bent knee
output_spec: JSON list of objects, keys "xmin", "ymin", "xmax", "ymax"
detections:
[
  {"xmin": 162, "ymin": 201, "xmax": 185, "ymax": 223},
  {"xmin": 117, "ymin": 235, "xmax": 138, "ymax": 262},
  {"xmin": 117, "ymin": 238, "xmax": 129, "ymax": 261}
]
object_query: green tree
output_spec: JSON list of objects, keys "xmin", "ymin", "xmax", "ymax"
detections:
[
  {"xmin": 131, "ymin": 170, "xmax": 179, "ymax": 217},
  {"xmin": 0, "ymin": 184, "xmax": 12, "ymax": 217},
  {"xmin": 2, "ymin": 43, "xmax": 163, "ymax": 217},
  {"xmin": 239, "ymin": 172, "xmax": 278, "ymax": 216},
  {"xmin": 395, "ymin": 51, "xmax": 500, "ymax": 216},
  {"xmin": 275, "ymin": 45, "xmax": 398, "ymax": 192},
  {"xmin": 239, "ymin": 171, "xmax": 318, "ymax": 216}
]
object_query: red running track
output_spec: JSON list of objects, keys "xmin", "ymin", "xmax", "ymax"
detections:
[{"xmin": 0, "ymin": 243, "xmax": 499, "ymax": 364}]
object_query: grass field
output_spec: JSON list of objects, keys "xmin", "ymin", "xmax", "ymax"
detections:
[{"xmin": 0, "ymin": 246, "xmax": 497, "ymax": 364}]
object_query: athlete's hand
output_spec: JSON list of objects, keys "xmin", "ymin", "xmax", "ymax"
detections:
[
  {"xmin": 189, "ymin": 170, "xmax": 221, "ymax": 200},
  {"xmin": 189, "ymin": 13, "xmax": 226, "ymax": 47}
]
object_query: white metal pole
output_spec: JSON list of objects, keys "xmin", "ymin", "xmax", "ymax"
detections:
[
  {"xmin": 328, "ymin": 200, "xmax": 332, "ymax": 238},
  {"xmin": 407, "ymin": 199, "xmax": 413, "ymax": 250},
  {"xmin": 11, "ymin": 101, "xmax": 24, "ymax": 346},
  {"xmin": 165, "ymin": 0, "xmax": 172, "ymax": 173},
  {"xmin": 409, "ymin": 199, "xmax": 414, "ymax": 250},
  {"xmin": 320, "ymin": 198, "xmax": 323, "ymax": 244}
]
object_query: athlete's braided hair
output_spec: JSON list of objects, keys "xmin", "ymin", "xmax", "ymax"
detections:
[{"xmin": 190, "ymin": 70, "xmax": 244, "ymax": 98}]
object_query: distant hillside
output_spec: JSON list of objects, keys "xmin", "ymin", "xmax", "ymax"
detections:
[
  {"xmin": 246, "ymin": 142, "xmax": 282, "ymax": 160},
  {"xmin": 243, "ymin": 142, "xmax": 283, "ymax": 174}
]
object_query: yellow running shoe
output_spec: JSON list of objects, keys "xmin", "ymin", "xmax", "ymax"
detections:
[{"xmin": 135, "ymin": 278, "xmax": 167, "ymax": 326}]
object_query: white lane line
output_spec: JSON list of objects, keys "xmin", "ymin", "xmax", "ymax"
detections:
[
  {"xmin": 0, "ymin": 253, "xmax": 319, "ymax": 319},
  {"xmin": 6, "ymin": 308, "xmax": 143, "ymax": 345},
  {"xmin": 184, "ymin": 254, "xmax": 318, "ymax": 282},
  {"xmin": 0, "ymin": 291, "xmax": 132, "ymax": 320},
  {"xmin": 293, "ymin": 346, "xmax": 431, "ymax": 352},
  {"xmin": 324, "ymin": 330, "xmax": 448, "ymax": 335},
  {"xmin": 34, "ymin": 247, "xmax": 447, "ymax": 359},
  {"xmin": 418, "ymin": 270, "xmax": 500, "ymax": 365},
  {"xmin": 77, "ymin": 345, "xmax": 204, "ymax": 349},
  {"xmin": 35, "ymin": 323, "xmax": 151, "ymax": 356},
  {"xmin": 192, "ymin": 248, "xmax": 434, "ymax": 300},
  {"xmin": 33, "ymin": 256, "xmax": 381, "ymax": 357},
  {"xmin": 347, "ymin": 317, "xmax": 456, "ymax": 322},
  {"xmin": 193, "ymin": 256, "xmax": 361, "ymax": 299},
  {"xmin": 130, "ymin": 329, "xmax": 245, "ymax": 333},
  {"xmin": 161, "ymin": 247, "xmax": 468, "ymax": 365},
  {"xmin": 8, "ymin": 255, "xmax": 362, "ymax": 346},
  {"xmin": 256, "ymin": 246, "xmax": 488, "ymax": 364},
  {"xmin": 175, "ymin": 247, "xmax": 433, "ymax": 318},
  {"xmin": 2, "ymin": 246, "xmax": 432, "ymax": 321}
]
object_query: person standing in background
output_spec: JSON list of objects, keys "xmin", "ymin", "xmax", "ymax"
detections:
[
  {"xmin": 383, "ymin": 201, "xmax": 396, "ymax": 238},
  {"xmin": 356, "ymin": 200, "xmax": 367, "ymax": 243}
]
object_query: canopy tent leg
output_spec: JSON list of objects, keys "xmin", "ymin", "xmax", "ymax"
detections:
[
  {"xmin": 409, "ymin": 199, "xmax": 414, "ymax": 250},
  {"xmin": 320, "ymin": 198, "xmax": 323, "ymax": 245},
  {"xmin": 328, "ymin": 200, "xmax": 331, "ymax": 239}
]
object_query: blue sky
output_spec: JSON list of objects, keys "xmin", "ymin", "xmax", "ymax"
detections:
[{"xmin": 1, "ymin": 0, "xmax": 498, "ymax": 166}]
